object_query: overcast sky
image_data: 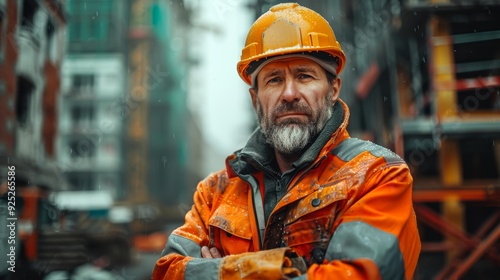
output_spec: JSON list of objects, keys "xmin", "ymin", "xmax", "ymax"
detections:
[{"xmin": 185, "ymin": 0, "xmax": 255, "ymax": 175}]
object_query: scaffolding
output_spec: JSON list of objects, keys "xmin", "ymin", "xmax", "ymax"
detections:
[{"xmin": 394, "ymin": 1, "xmax": 500, "ymax": 278}]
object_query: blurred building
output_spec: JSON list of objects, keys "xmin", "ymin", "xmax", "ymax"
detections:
[
  {"xmin": 0, "ymin": 0, "xmax": 68, "ymax": 277},
  {"xmin": 57, "ymin": 0, "xmax": 128, "ymax": 199},
  {"xmin": 125, "ymin": 0, "xmax": 194, "ymax": 227},
  {"xmin": 57, "ymin": 0, "xmax": 196, "ymax": 229},
  {"xmin": 0, "ymin": 0, "xmax": 66, "ymax": 188}
]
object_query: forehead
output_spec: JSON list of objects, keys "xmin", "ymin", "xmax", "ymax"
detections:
[{"xmin": 259, "ymin": 57, "xmax": 323, "ymax": 74}]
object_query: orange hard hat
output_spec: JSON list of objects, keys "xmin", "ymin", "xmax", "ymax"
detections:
[{"xmin": 237, "ymin": 3, "xmax": 346, "ymax": 86}]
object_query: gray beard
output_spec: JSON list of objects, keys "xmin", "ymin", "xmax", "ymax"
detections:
[{"xmin": 256, "ymin": 98, "xmax": 333, "ymax": 155}]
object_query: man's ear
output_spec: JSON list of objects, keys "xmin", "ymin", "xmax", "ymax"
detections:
[
  {"xmin": 249, "ymin": 87, "xmax": 258, "ymax": 111},
  {"xmin": 331, "ymin": 77, "xmax": 342, "ymax": 103}
]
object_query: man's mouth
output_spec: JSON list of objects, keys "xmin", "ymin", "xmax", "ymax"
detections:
[
  {"xmin": 275, "ymin": 112, "xmax": 310, "ymax": 123},
  {"xmin": 277, "ymin": 113, "xmax": 307, "ymax": 119}
]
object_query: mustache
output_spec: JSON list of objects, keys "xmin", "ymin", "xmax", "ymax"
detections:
[{"xmin": 272, "ymin": 102, "xmax": 313, "ymax": 119}]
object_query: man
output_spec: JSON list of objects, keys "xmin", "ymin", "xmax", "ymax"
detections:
[{"xmin": 153, "ymin": 3, "xmax": 420, "ymax": 279}]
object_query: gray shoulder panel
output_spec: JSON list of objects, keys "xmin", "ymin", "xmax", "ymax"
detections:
[
  {"xmin": 326, "ymin": 221, "xmax": 405, "ymax": 280},
  {"xmin": 331, "ymin": 138, "xmax": 403, "ymax": 164}
]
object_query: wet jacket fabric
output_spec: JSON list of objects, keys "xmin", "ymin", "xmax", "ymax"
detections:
[{"xmin": 153, "ymin": 100, "xmax": 421, "ymax": 280}]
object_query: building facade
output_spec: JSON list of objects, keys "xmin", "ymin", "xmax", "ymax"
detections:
[
  {"xmin": 57, "ymin": 0, "xmax": 127, "ymax": 198},
  {"xmin": 59, "ymin": 0, "xmax": 196, "ymax": 226},
  {"xmin": 0, "ymin": 0, "xmax": 66, "ymax": 188},
  {"xmin": 58, "ymin": 54, "xmax": 126, "ymax": 197},
  {"xmin": 0, "ymin": 0, "xmax": 67, "ymax": 276}
]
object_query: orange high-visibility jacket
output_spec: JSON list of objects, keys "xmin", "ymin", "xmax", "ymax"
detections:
[{"xmin": 153, "ymin": 100, "xmax": 421, "ymax": 280}]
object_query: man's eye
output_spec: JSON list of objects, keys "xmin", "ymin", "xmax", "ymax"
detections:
[
  {"xmin": 298, "ymin": 74, "xmax": 312, "ymax": 80},
  {"xmin": 267, "ymin": 77, "xmax": 281, "ymax": 84}
]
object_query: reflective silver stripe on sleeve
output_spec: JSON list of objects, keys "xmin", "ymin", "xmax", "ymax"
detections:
[
  {"xmin": 185, "ymin": 258, "xmax": 221, "ymax": 280},
  {"xmin": 161, "ymin": 234, "xmax": 222, "ymax": 280},
  {"xmin": 161, "ymin": 234, "xmax": 203, "ymax": 257},
  {"xmin": 332, "ymin": 138, "xmax": 404, "ymax": 164},
  {"xmin": 326, "ymin": 221, "xmax": 405, "ymax": 280}
]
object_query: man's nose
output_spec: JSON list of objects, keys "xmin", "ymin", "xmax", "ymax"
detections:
[{"xmin": 281, "ymin": 79, "xmax": 301, "ymax": 103}]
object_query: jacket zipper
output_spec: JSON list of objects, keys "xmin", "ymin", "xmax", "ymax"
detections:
[
  {"xmin": 235, "ymin": 155, "xmax": 327, "ymax": 249},
  {"xmin": 262, "ymin": 156, "xmax": 327, "ymax": 247}
]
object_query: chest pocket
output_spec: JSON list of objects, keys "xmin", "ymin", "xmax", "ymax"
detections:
[
  {"xmin": 208, "ymin": 202, "xmax": 253, "ymax": 256},
  {"xmin": 282, "ymin": 180, "xmax": 348, "ymax": 264},
  {"xmin": 287, "ymin": 180, "xmax": 348, "ymax": 223}
]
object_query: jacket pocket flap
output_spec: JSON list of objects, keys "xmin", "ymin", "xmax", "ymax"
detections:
[
  {"xmin": 209, "ymin": 205, "xmax": 253, "ymax": 240},
  {"xmin": 285, "ymin": 180, "xmax": 347, "ymax": 224}
]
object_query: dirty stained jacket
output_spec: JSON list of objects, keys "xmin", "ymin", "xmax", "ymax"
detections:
[{"xmin": 153, "ymin": 100, "xmax": 421, "ymax": 280}]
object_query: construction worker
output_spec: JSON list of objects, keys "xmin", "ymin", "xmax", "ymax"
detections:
[{"xmin": 153, "ymin": 3, "xmax": 421, "ymax": 279}]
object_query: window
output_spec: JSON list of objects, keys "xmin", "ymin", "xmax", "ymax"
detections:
[
  {"xmin": 67, "ymin": 0, "xmax": 114, "ymax": 50},
  {"xmin": 69, "ymin": 139, "xmax": 95, "ymax": 159},
  {"xmin": 71, "ymin": 105, "xmax": 94, "ymax": 127},
  {"xmin": 71, "ymin": 74, "xmax": 94, "ymax": 96},
  {"xmin": 0, "ymin": 1, "xmax": 5, "ymax": 61},
  {"xmin": 66, "ymin": 172, "xmax": 95, "ymax": 191},
  {"xmin": 16, "ymin": 76, "xmax": 35, "ymax": 127},
  {"xmin": 21, "ymin": 0, "xmax": 38, "ymax": 28}
]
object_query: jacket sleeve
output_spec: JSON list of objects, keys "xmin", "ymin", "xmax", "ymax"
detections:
[
  {"xmin": 152, "ymin": 172, "xmax": 220, "ymax": 280},
  {"xmin": 302, "ymin": 161, "xmax": 421, "ymax": 280},
  {"xmin": 152, "ymin": 172, "xmax": 302, "ymax": 280}
]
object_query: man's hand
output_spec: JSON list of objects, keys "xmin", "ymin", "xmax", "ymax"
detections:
[{"xmin": 201, "ymin": 246, "xmax": 222, "ymax": 258}]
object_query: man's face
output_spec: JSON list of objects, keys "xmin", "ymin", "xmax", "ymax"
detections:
[{"xmin": 250, "ymin": 58, "xmax": 341, "ymax": 155}]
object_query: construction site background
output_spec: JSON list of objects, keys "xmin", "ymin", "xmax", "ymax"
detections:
[{"xmin": 1, "ymin": 0, "xmax": 499, "ymax": 279}]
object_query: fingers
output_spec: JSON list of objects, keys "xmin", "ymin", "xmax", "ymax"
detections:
[
  {"xmin": 210, "ymin": 247, "xmax": 222, "ymax": 258},
  {"xmin": 201, "ymin": 246, "xmax": 222, "ymax": 258},
  {"xmin": 201, "ymin": 246, "xmax": 212, "ymax": 258}
]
